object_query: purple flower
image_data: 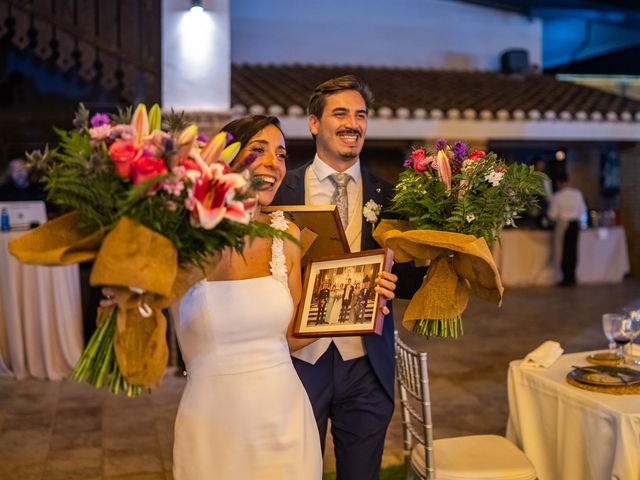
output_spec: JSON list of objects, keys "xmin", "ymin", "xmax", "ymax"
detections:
[
  {"xmin": 452, "ymin": 141, "xmax": 467, "ymax": 172},
  {"xmin": 226, "ymin": 132, "xmax": 234, "ymax": 144},
  {"xmin": 196, "ymin": 133, "xmax": 210, "ymax": 143},
  {"xmin": 452, "ymin": 141, "xmax": 467, "ymax": 159},
  {"xmin": 403, "ymin": 158, "xmax": 413, "ymax": 168},
  {"xmin": 90, "ymin": 113, "xmax": 110, "ymax": 128},
  {"xmin": 231, "ymin": 151, "xmax": 258, "ymax": 172},
  {"xmin": 435, "ymin": 138, "xmax": 447, "ymax": 151}
]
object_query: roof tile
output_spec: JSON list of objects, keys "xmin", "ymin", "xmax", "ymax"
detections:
[{"xmin": 232, "ymin": 64, "xmax": 640, "ymax": 120}]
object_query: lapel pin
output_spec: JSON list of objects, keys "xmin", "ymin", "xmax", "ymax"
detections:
[{"xmin": 376, "ymin": 187, "xmax": 381, "ymax": 193}]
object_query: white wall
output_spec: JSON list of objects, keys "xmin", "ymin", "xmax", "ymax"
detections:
[
  {"xmin": 230, "ymin": 0, "xmax": 541, "ymax": 71},
  {"xmin": 162, "ymin": 0, "xmax": 230, "ymax": 111}
]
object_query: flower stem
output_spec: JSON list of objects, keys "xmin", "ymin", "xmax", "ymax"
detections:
[
  {"xmin": 412, "ymin": 317, "xmax": 464, "ymax": 338},
  {"xmin": 71, "ymin": 306, "xmax": 145, "ymax": 397}
]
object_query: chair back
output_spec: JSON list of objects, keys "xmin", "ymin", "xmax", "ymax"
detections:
[{"xmin": 394, "ymin": 332, "xmax": 435, "ymax": 480}]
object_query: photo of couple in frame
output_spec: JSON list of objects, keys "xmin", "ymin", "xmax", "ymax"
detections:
[{"xmin": 293, "ymin": 249, "xmax": 393, "ymax": 337}]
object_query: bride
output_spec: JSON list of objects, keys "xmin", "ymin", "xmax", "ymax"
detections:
[
  {"xmin": 99, "ymin": 115, "xmax": 397, "ymax": 479},
  {"xmin": 171, "ymin": 114, "xmax": 323, "ymax": 479}
]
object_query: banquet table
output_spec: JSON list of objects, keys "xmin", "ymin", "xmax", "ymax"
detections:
[
  {"xmin": 492, "ymin": 226, "xmax": 630, "ymax": 286},
  {"xmin": 0, "ymin": 230, "xmax": 83, "ymax": 380},
  {"xmin": 506, "ymin": 351, "xmax": 640, "ymax": 480}
]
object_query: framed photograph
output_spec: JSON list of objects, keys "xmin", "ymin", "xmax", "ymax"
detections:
[
  {"xmin": 262, "ymin": 205, "xmax": 349, "ymax": 264},
  {"xmin": 293, "ymin": 248, "xmax": 394, "ymax": 337}
]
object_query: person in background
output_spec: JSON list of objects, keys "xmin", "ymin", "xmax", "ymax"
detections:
[
  {"xmin": 521, "ymin": 157, "xmax": 551, "ymax": 229},
  {"xmin": 0, "ymin": 158, "xmax": 46, "ymax": 202},
  {"xmin": 548, "ymin": 172, "xmax": 587, "ymax": 286}
]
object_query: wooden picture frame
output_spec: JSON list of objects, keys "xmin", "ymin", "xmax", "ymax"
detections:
[
  {"xmin": 292, "ymin": 249, "xmax": 393, "ymax": 337},
  {"xmin": 261, "ymin": 205, "xmax": 349, "ymax": 264}
]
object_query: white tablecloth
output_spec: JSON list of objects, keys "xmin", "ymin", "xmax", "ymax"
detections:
[
  {"xmin": 0, "ymin": 231, "xmax": 83, "ymax": 380},
  {"xmin": 492, "ymin": 226, "xmax": 630, "ymax": 286},
  {"xmin": 506, "ymin": 351, "xmax": 640, "ymax": 480}
]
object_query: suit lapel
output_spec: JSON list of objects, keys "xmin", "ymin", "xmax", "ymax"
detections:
[
  {"xmin": 273, "ymin": 162, "xmax": 310, "ymax": 205},
  {"xmin": 360, "ymin": 167, "xmax": 386, "ymax": 250}
]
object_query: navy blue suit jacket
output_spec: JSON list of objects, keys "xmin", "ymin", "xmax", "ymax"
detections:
[{"xmin": 272, "ymin": 162, "xmax": 396, "ymax": 400}]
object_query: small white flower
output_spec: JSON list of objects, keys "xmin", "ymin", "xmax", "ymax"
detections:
[
  {"xmin": 505, "ymin": 218, "xmax": 513, "ymax": 226},
  {"xmin": 363, "ymin": 199, "xmax": 382, "ymax": 225},
  {"xmin": 466, "ymin": 213, "xmax": 475, "ymax": 223},
  {"xmin": 484, "ymin": 170, "xmax": 504, "ymax": 186}
]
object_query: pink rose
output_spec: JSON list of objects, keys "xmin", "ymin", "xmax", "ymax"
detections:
[
  {"xmin": 131, "ymin": 155, "xmax": 168, "ymax": 186},
  {"xmin": 108, "ymin": 140, "xmax": 143, "ymax": 178}
]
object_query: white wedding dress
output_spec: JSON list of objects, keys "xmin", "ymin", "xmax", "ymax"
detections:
[{"xmin": 173, "ymin": 212, "xmax": 322, "ymax": 479}]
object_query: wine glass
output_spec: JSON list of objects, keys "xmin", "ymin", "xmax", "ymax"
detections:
[
  {"xmin": 602, "ymin": 313, "xmax": 625, "ymax": 359},
  {"xmin": 610, "ymin": 315, "xmax": 634, "ymax": 360},
  {"xmin": 620, "ymin": 306, "xmax": 640, "ymax": 365}
]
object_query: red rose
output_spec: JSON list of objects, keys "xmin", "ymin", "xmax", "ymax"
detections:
[
  {"xmin": 468, "ymin": 150, "xmax": 486, "ymax": 161},
  {"xmin": 131, "ymin": 155, "xmax": 168, "ymax": 186},
  {"xmin": 178, "ymin": 157, "xmax": 201, "ymax": 173},
  {"xmin": 108, "ymin": 140, "xmax": 143, "ymax": 178},
  {"xmin": 412, "ymin": 149, "xmax": 429, "ymax": 172}
]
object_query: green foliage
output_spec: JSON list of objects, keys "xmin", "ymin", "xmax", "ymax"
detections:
[
  {"xmin": 163, "ymin": 108, "xmax": 191, "ymax": 134},
  {"xmin": 390, "ymin": 150, "xmax": 547, "ymax": 246},
  {"xmin": 110, "ymin": 105, "xmax": 133, "ymax": 125},
  {"xmin": 72, "ymin": 103, "xmax": 90, "ymax": 130}
]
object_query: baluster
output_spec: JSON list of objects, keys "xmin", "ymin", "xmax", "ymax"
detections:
[
  {"xmin": 32, "ymin": 0, "xmax": 53, "ymax": 59},
  {"xmin": 0, "ymin": 1, "xmax": 9, "ymax": 38},
  {"xmin": 76, "ymin": 0, "xmax": 96, "ymax": 80},
  {"xmin": 52, "ymin": 0, "xmax": 75, "ymax": 71},
  {"xmin": 10, "ymin": 2, "xmax": 30, "ymax": 49}
]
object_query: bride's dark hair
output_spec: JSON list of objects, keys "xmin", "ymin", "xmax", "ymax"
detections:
[{"xmin": 220, "ymin": 115, "xmax": 284, "ymax": 147}]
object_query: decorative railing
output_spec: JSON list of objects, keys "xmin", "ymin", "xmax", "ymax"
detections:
[{"xmin": 0, "ymin": 0, "xmax": 160, "ymax": 101}]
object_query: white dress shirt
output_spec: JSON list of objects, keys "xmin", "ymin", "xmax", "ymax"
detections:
[
  {"xmin": 548, "ymin": 187, "xmax": 587, "ymax": 221},
  {"xmin": 291, "ymin": 155, "xmax": 367, "ymax": 364}
]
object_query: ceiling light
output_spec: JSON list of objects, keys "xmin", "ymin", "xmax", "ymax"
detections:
[{"xmin": 190, "ymin": 0, "xmax": 204, "ymax": 13}]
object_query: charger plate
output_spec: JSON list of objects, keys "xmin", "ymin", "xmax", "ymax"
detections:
[
  {"xmin": 586, "ymin": 351, "xmax": 621, "ymax": 367},
  {"xmin": 567, "ymin": 365, "xmax": 640, "ymax": 395},
  {"xmin": 566, "ymin": 376, "xmax": 640, "ymax": 395}
]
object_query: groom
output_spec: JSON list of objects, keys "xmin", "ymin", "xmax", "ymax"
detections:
[{"xmin": 273, "ymin": 75, "xmax": 397, "ymax": 479}]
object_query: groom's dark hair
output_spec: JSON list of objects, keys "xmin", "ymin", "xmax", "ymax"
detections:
[
  {"xmin": 220, "ymin": 115, "xmax": 284, "ymax": 148},
  {"xmin": 307, "ymin": 75, "xmax": 373, "ymax": 119}
]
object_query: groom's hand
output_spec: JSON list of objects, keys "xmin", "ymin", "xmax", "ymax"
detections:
[{"xmin": 374, "ymin": 270, "xmax": 397, "ymax": 316}]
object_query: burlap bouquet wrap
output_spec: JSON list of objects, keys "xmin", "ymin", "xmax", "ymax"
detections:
[
  {"xmin": 9, "ymin": 213, "xmax": 209, "ymax": 388},
  {"xmin": 373, "ymin": 219, "xmax": 504, "ymax": 336}
]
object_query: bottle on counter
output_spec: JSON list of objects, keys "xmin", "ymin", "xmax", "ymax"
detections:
[{"xmin": 1, "ymin": 207, "xmax": 9, "ymax": 231}]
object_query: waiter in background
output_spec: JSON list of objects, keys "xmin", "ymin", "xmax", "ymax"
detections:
[{"xmin": 548, "ymin": 172, "xmax": 587, "ymax": 286}]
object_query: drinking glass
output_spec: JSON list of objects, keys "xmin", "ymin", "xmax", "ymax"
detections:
[
  {"xmin": 620, "ymin": 307, "xmax": 640, "ymax": 365},
  {"xmin": 611, "ymin": 316, "xmax": 633, "ymax": 359},
  {"xmin": 602, "ymin": 313, "xmax": 625, "ymax": 358}
]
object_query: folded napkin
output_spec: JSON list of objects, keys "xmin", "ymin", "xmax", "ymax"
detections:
[{"xmin": 522, "ymin": 341, "xmax": 564, "ymax": 368}]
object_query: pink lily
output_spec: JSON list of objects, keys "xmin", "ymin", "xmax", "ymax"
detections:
[
  {"xmin": 177, "ymin": 124, "xmax": 198, "ymax": 159},
  {"xmin": 188, "ymin": 170, "xmax": 248, "ymax": 229},
  {"xmin": 131, "ymin": 104, "xmax": 149, "ymax": 146},
  {"xmin": 200, "ymin": 131, "xmax": 229, "ymax": 164},
  {"xmin": 436, "ymin": 150, "xmax": 452, "ymax": 191}
]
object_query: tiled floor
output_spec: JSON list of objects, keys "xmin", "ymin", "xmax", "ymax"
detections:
[{"xmin": 1, "ymin": 277, "xmax": 639, "ymax": 479}]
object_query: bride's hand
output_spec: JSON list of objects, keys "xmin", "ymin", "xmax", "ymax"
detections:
[
  {"xmin": 99, "ymin": 286, "xmax": 118, "ymax": 308},
  {"xmin": 374, "ymin": 271, "xmax": 397, "ymax": 316}
]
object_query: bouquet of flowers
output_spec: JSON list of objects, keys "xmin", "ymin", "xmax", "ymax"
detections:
[
  {"xmin": 374, "ymin": 139, "xmax": 546, "ymax": 338},
  {"xmin": 10, "ymin": 103, "xmax": 287, "ymax": 395}
]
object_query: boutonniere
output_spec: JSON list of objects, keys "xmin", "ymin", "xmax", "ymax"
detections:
[{"xmin": 363, "ymin": 199, "xmax": 382, "ymax": 226}]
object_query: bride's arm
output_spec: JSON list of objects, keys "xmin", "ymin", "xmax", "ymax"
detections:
[{"xmin": 284, "ymin": 223, "xmax": 318, "ymax": 352}]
